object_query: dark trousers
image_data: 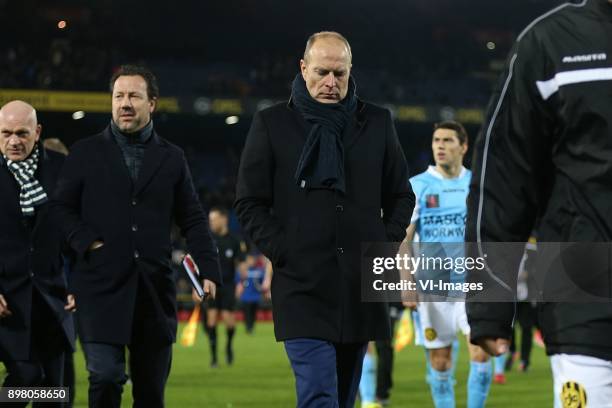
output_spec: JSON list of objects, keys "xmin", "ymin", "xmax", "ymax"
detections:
[
  {"xmin": 81, "ymin": 341, "xmax": 172, "ymax": 408},
  {"xmin": 81, "ymin": 277, "xmax": 173, "ymax": 408},
  {"xmin": 2, "ymin": 288, "xmax": 68, "ymax": 407},
  {"xmin": 3, "ymin": 353, "xmax": 66, "ymax": 408},
  {"xmin": 516, "ymin": 302, "xmax": 536, "ymax": 364},
  {"xmin": 375, "ymin": 305, "xmax": 401, "ymax": 400},
  {"xmin": 284, "ymin": 338, "xmax": 367, "ymax": 408},
  {"xmin": 63, "ymin": 351, "xmax": 75, "ymax": 407},
  {"xmin": 242, "ymin": 302, "xmax": 259, "ymax": 333}
]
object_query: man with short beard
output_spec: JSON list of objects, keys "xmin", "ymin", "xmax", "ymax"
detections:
[{"xmin": 52, "ymin": 65, "xmax": 221, "ymax": 407}]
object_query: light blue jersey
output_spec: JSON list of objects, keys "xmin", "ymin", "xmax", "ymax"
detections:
[
  {"xmin": 410, "ymin": 165, "xmax": 471, "ymax": 285},
  {"xmin": 410, "ymin": 165, "xmax": 471, "ymax": 243}
]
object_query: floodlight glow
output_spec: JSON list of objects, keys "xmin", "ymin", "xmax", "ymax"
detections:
[{"xmin": 225, "ymin": 116, "xmax": 239, "ymax": 125}]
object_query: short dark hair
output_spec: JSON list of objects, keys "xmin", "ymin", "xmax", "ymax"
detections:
[
  {"xmin": 109, "ymin": 65, "xmax": 159, "ymax": 100},
  {"xmin": 434, "ymin": 120, "xmax": 468, "ymax": 145},
  {"xmin": 209, "ymin": 206, "xmax": 229, "ymax": 217}
]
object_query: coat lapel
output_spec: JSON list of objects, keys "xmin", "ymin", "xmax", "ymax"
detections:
[
  {"xmin": 343, "ymin": 99, "xmax": 368, "ymax": 151},
  {"xmin": 31, "ymin": 147, "xmax": 54, "ymax": 235},
  {"xmin": 0, "ymin": 158, "xmax": 22, "ymax": 218},
  {"xmin": 287, "ymin": 98, "xmax": 309, "ymax": 142},
  {"xmin": 101, "ymin": 128, "xmax": 133, "ymax": 189},
  {"xmin": 133, "ymin": 132, "xmax": 169, "ymax": 196}
]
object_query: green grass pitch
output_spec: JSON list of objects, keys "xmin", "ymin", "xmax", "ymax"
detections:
[{"xmin": 64, "ymin": 322, "xmax": 553, "ymax": 407}]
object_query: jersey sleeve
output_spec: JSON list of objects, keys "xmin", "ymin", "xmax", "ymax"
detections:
[{"xmin": 409, "ymin": 176, "xmax": 424, "ymax": 225}]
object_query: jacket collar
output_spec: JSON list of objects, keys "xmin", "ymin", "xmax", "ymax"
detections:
[{"xmin": 101, "ymin": 125, "xmax": 169, "ymax": 196}]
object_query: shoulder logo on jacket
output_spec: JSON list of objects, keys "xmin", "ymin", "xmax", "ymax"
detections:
[{"xmin": 562, "ymin": 53, "xmax": 606, "ymax": 64}]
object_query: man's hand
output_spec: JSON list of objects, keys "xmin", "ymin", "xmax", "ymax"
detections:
[
  {"xmin": 261, "ymin": 279, "xmax": 272, "ymax": 300},
  {"xmin": 0, "ymin": 295, "xmax": 11, "ymax": 318},
  {"xmin": 64, "ymin": 294, "xmax": 76, "ymax": 312},
  {"xmin": 203, "ymin": 279, "xmax": 217, "ymax": 300},
  {"xmin": 475, "ymin": 337, "xmax": 510, "ymax": 356},
  {"xmin": 88, "ymin": 240, "xmax": 104, "ymax": 251},
  {"xmin": 402, "ymin": 300, "xmax": 418, "ymax": 310},
  {"xmin": 401, "ymin": 287, "xmax": 418, "ymax": 310},
  {"xmin": 192, "ymin": 288, "xmax": 203, "ymax": 304}
]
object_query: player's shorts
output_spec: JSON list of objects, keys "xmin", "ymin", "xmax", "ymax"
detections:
[
  {"xmin": 551, "ymin": 353, "xmax": 612, "ymax": 408},
  {"xmin": 416, "ymin": 301, "xmax": 470, "ymax": 349},
  {"xmin": 206, "ymin": 284, "xmax": 236, "ymax": 311}
]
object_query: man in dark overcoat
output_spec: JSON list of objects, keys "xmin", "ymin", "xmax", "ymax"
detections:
[
  {"xmin": 51, "ymin": 65, "xmax": 221, "ymax": 408},
  {"xmin": 234, "ymin": 32, "xmax": 414, "ymax": 407},
  {"xmin": 0, "ymin": 100, "xmax": 75, "ymax": 406}
]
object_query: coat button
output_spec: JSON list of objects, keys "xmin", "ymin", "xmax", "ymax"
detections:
[
  {"xmin": 29, "ymin": 271, "xmax": 34, "ymax": 277},
  {"xmin": 337, "ymin": 247, "xmax": 344, "ymax": 254},
  {"xmin": 131, "ymin": 198, "xmax": 137, "ymax": 206},
  {"xmin": 336, "ymin": 205, "xmax": 344, "ymax": 212},
  {"xmin": 132, "ymin": 225, "xmax": 138, "ymax": 232},
  {"xmin": 134, "ymin": 250, "xmax": 140, "ymax": 259},
  {"xmin": 30, "ymin": 246, "xmax": 35, "ymax": 252}
]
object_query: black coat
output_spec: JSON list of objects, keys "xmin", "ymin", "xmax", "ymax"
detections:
[
  {"xmin": 0, "ymin": 147, "xmax": 75, "ymax": 361},
  {"xmin": 235, "ymin": 100, "xmax": 414, "ymax": 343},
  {"xmin": 466, "ymin": 0, "xmax": 612, "ymax": 361},
  {"xmin": 51, "ymin": 127, "xmax": 220, "ymax": 345}
]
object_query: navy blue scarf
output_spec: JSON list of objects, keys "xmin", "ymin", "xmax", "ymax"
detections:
[{"xmin": 292, "ymin": 74, "xmax": 357, "ymax": 193}]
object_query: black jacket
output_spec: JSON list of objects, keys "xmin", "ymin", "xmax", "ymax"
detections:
[
  {"xmin": 466, "ymin": 0, "xmax": 612, "ymax": 360},
  {"xmin": 235, "ymin": 100, "xmax": 414, "ymax": 343},
  {"xmin": 51, "ymin": 127, "xmax": 221, "ymax": 344},
  {"xmin": 0, "ymin": 147, "xmax": 75, "ymax": 360}
]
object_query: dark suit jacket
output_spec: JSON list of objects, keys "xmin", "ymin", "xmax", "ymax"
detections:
[
  {"xmin": 0, "ymin": 147, "xmax": 75, "ymax": 361},
  {"xmin": 235, "ymin": 100, "xmax": 415, "ymax": 342},
  {"xmin": 51, "ymin": 127, "xmax": 220, "ymax": 344}
]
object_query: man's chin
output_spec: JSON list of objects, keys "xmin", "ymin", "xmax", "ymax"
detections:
[
  {"xmin": 118, "ymin": 123, "xmax": 138, "ymax": 133},
  {"xmin": 5, "ymin": 153, "xmax": 25, "ymax": 161},
  {"xmin": 316, "ymin": 97, "xmax": 340, "ymax": 104}
]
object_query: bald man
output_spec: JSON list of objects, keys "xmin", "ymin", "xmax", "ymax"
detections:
[
  {"xmin": 0, "ymin": 101, "xmax": 75, "ymax": 405},
  {"xmin": 235, "ymin": 32, "xmax": 414, "ymax": 407}
]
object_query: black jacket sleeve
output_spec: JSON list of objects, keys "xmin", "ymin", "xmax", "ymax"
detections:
[
  {"xmin": 50, "ymin": 144, "xmax": 101, "ymax": 256},
  {"xmin": 381, "ymin": 110, "xmax": 415, "ymax": 242},
  {"xmin": 234, "ymin": 111, "xmax": 289, "ymax": 266},
  {"xmin": 466, "ymin": 28, "xmax": 554, "ymax": 343},
  {"xmin": 173, "ymin": 152, "xmax": 222, "ymax": 285}
]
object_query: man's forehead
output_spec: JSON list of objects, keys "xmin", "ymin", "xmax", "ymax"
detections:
[
  {"xmin": 433, "ymin": 128, "xmax": 458, "ymax": 137},
  {"xmin": 308, "ymin": 40, "xmax": 350, "ymax": 61},
  {"xmin": 0, "ymin": 113, "xmax": 36, "ymax": 129},
  {"xmin": 113, "ymin": 75, "xmax": 148, "ymax": 92}
]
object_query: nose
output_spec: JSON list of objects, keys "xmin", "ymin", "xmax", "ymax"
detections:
[
  {"xmin": 8, "ymin": 135, "xmax": 20, "ymax": 145},
  {"xmin": 323, "ymin": 72, "xmax": 337, "ymax": 88},
  {"xmin": 119, "ymin": 95, "xmax": 133, "ymax": 108}
]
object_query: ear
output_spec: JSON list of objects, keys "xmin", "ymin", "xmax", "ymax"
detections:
[
  {"xmin": 300, "ymin": 59, "xmax": 307, "ymax": 80},
  {"xmin": 149, "ymin": 97, "xmax": 157, "ymax": 113},
  {"xmin": 461, "ymin": 142, "xmax": 468, "ymax": 155},
  {"xmin": 35, "ymin": 124, "xmax": 42, "ymax": 142}
]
